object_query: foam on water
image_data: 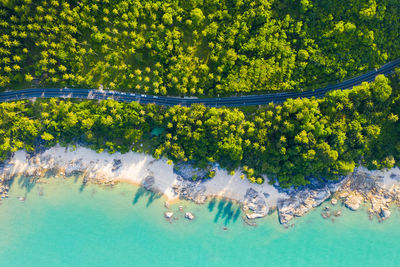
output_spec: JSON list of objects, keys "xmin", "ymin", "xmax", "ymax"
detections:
[{"xmin": 1, "ymin": 176, "xmax": 400, "ymax": 267}]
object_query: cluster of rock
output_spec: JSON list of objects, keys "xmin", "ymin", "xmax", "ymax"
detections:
[
  {"xmin": 0, "ymin": 163, "xmax": 11, "ymax": 199},
  {"xmin": 277, "ymin": 186, "xmax": 333, "ymax": 224},
  {"xmin": 173, "ymin": 162, "xmax": 215, "ymax": 181},
  {"xmin": 171, "ymin": 176, "xmax": 207, "ymax": 204},
  {"xmin": 1, "ymin": 154, "xmax": 116, "ymax": 187},
  {"xmin": 242, "ymin": 188, "xmax": 269, "ymax": 220},
  {"xmin": 0, "ymin": 184, "xmax": 9, "ymax": 199},
  {"xmin": 163, "ymin": 205, "xmax": 195, "ymax": 222},
  {"xmin": 334, "ymin": 169, "xmax": 399, "ymax": 221}
]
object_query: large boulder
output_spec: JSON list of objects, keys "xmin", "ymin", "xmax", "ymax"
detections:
[
  {"xmin": 344, "ymin": 194, "xmax": 363, "ymax": 211},
  {"xmin": 143, "ymin": 175, "xmax": 155, "ymax": 190}
]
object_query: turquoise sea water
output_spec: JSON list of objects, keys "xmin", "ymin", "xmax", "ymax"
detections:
[{"xmin": 1, "ymin": 176, "xmax": 400, "ymax": 267}]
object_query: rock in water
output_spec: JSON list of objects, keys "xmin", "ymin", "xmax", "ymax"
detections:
[
  {"xmin": 379, "ymin": 207, "xmax": 391, "ymax": 220},
  {"xmin": 185, "ymin": 212, "xmax": 195, "ymax": 220},
  {"xmin": 334, "ymin": 210, "xmax": 342, "ymax": 217},
  {"xmin": 331, "ymin": 198, "xmax": 338, "ymax": 205},
  {"xmin": 344, "ymin": 194, "xmax": 363, "ymax": 211},
  {"xmin": 277, "ymin": 186, "xmax": 331, "ymax": 224},
  {"xmin": 164, "ymin": 211, "xmax": 174, "ymax": 219},
  {"xmin": 242, "ymin": 188, "xmax": 269, "ymax": 220},
  {"xmin": 246, "ymin": 213, "xmax": 265, "ymax": 219},
  {"xmin": 164, "ymin": 202, "xmax": 170, "ymax": 209}
]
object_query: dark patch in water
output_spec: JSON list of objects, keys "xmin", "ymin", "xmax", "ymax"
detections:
[
  {"xmin": 17, "ymin": 176, "xmax": 36, "ymax": 192},
  {"xmin": 213, "ymin": 200, "xmax": 241, "ymax": 226},
  {"xmin": 132, "ymin": 188, "xmax": 161, "ymax": 207},
  {"xmin": 208, "ymin": 198, "xmax": 217, "ymax": 212}
]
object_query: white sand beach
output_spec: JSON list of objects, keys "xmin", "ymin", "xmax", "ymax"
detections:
[{"xmin": 3, "ymin": 145, "xmax": 287, "ymax": 207}]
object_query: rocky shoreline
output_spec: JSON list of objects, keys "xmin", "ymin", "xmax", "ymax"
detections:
[{"xmin": 1, "ymin": 147, "xmax": 400, "ymax": 225}]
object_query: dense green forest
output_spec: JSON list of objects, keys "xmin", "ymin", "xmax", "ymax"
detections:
[
  {"xmin": 1, "ymin": 72, "xmax": 399, "ymax": 187},
  {"xmin": 0, "ymin": 0, "xmax": 399, "ymax": 96}
]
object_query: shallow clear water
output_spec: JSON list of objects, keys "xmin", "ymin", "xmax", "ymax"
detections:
[{"xmin": 1, "ymin": 176, "xmax": 400, "ymax": 267}]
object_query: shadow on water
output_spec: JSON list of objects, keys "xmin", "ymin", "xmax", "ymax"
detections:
[
  {"xmin": 212, "ymin": 199, "xmax": 241, "ymax": 226},
  {"xmin": 79, "ymin": 183, "xmax": 86, "ymax": 192},
  {"xmin": 132, "ymin": 188, "xmax": 161, "ymax": 207},
  {"xmin": 16, "ymin": 176, "xmax": 36, "ymax": 193},
  {"xmin": 208, "ymin": 198, "xmax": 217, "ymax": 212}
]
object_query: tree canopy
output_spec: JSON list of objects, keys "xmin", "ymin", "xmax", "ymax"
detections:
[{"xmin": 0, "ymin": 0, "xmax": 398, "ymax": 96}]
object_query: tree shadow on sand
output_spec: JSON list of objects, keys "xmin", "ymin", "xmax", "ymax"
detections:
[
  {"xmin": 212, "ymin": 199, "xmax": 241, "ymax": 225},
  {"xmin": 132, "ymin": 188, "xmax": 162, "ymax": 207}
]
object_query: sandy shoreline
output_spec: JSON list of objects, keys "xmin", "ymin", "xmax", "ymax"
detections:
[{"xmin": 1, "ymin": 145, "xmax": 287, "ymax": 207}]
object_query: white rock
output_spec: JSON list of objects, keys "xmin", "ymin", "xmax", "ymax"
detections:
[
  {"xmin": 246, "ymin": 213, "xmax": 265, "ymax": 219},
  {"xmin": 164, "ymin": 211, "xmax": 174, "ymax": 219},
  {"xmin": 184, "ymin": 212, "xmax": 195, "ymax": 220},
  {"xmin": 345, "ymin": 195, "xmax": 363, "ymax": 211},
  {"xmin": 331, "ymin": 198, "xmax": 338, "ymax": 205}
]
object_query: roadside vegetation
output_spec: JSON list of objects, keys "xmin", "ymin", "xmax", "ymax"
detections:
[
  {"xmin": 1, "ymin": 72, "xmax": 399, "ymax": 187},
  {"xmin": 0, "ymin": 0, "xmax": 399, "ymax": 96}
]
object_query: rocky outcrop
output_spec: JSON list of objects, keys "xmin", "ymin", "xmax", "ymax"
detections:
[
  {"xmin": 344, "ymin": 193, "xmax": 363, "ymax": 211},
  {"xmin": 277, "ymin": 186, "xmax": 331, "ymax": 224},
  {"xmin": 143, "ymin": 175, "xmax": 155, "ymax": 191},
  {"xmin": 335, "ymin": 169, "xmax": 398, "ymax": 220},
  {"xmin": 172, "ymin": 178, "xmax": 207, "ymax": 204},
  {"xmin": 173, "ymin": 162, "xmax": 215, "ymax": 181},
  {"xmin": 242, "ymin": 188, "xmax": 269, "ymax": 220}
]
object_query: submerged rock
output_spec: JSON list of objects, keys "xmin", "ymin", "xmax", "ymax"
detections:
[
  {"xmin": 333, "ymin": 210, "xmax": 342, "ymax": 217},
  {"xmin": 321, "ymin": 212, "xmax": 331, "ymax": 219}
]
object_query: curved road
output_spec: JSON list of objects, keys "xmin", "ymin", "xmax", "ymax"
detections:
[{"xmin": 1, "ymin": 59, "xmax": 399, "ymax": 107}]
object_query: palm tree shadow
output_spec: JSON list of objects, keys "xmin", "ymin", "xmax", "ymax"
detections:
[
  {"xmin": 208, "ymin": 198, "xmax": 217, "ymax": 212},
  {"xmin": 213, "ymin": 200, "xmax": 241, "ymax": 225},
  {"xmin": 17, "ymin": 176, "xmax": 36, "ymax": 193},
  {"xmin": 132, "ymin": 188, "xmax": 161, "ymax": 207}
]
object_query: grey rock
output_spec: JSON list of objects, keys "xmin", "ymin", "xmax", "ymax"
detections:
[
  {"xmin": 143, "ymin": 175, "xmax": 155, "ymax": 190},
  {"xmin": 173, "ymin": 162, "xmax": 214, "ymax": 180},
  {"xmin": 112, "ymin": 159, "xmax": 122, "ymax": 172},
  {"xmin": 277, "ymin": 186, "xmax": 331, "ymax": 224},
  {"xmin": 379, "ymin": 207, "xmax": 391, "ymax": 220},
  {"xmin": 242, "ymin": 188, "xmax": 269, "ymax": 220}
]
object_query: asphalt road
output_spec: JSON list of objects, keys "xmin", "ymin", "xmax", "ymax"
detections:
[{"xmin": 1, "ymin": 59, "xmax": 399, "ymax": 107}]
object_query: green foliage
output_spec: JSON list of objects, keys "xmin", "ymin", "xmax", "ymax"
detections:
[{"xmin": 0, "ymin": 0, "xmax": 398, "ymax": 95}]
